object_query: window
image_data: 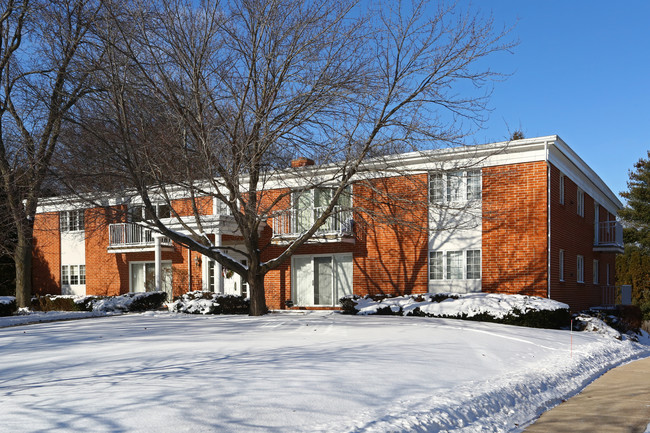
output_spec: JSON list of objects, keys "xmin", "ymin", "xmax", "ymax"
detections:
[
  {"xmin": 593, "ymin": 260, "xmax": 599, "ymax": 285},
  {"xmin": 429, "ymin": 173, "xmax": 444, "ymax": 204},
  {"xmin": 446, "ymin": 251, "xmax": 463, "ymax": 279},
  {"xmin": 446, "ymin": 172, "xmax": 463, "ymax": 202},
  {"xmin": 559, "ymin": 174, "xmax": 565, "ymax": 204},
  {"xmin": 130, "ymin": 203, "xmax": 172, "ymax": 222},
  {"xmin": 577, "ymin": 188, "xmax": 584, "ymax": 217},
  {"xmin": 292, "ymin": 187, "xmax": 351, "ymax": 233},
  {"xmin": 559, "ymin": 249, "xmax": 565, "ymax": 282},
  {"xmin": 429, "ymin": 251, "xmax": 443, "ymax": 280},
  {"xmin": 606, "ymin": 263, "xmax": 610, "ymax": 285},
  {"xmin": 429, "ymin": 250, "xmax": 482, "ymax": 281},
  {"xmin": 466, "ymin": 250, "xmax": 481, "ymax": 279},
  {"xmin": 61, "ymin": 265, "xmax": 69, "ymax": 285},
  {"xmin": 60, "ymin": 210, "xmax": 85, "ymax": 232},
  {"xmin": 577, "ymin": 255, "xmax": 584, "ymax": 283},
  {"xmin": 429, "ymin": 170, "xmax": 482, "ymax": 204},
  {"xmin": 61, "ymin": 265, "xmax": 85, "ymax": 285},
  {"xmin": 466, "ymin": 170, "xmax": 482, "ymax": 200}
]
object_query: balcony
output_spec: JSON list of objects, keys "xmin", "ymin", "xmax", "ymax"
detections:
[
  {"xmin": 593, "ymin": 221, "xmax": 624, "ymax": 253},
  {"xmin": 271, "ymin": 206, "xmax": 354, "ymax": 244},
  {"xmin": 108, "ymin": 223, "xmax": 173, "ymax": 253}
]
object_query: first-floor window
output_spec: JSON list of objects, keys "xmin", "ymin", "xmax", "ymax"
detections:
[
  {"xmin": 61, "ymin": 265, "xmax": 86, "ymax": 285},
  {"xmin": 593, "ymin": 259, "xmax": 599, "ymax": 285},
  {"xmin": 429, "ymin": 251, "xmax": 444, "ymax": 280},
  {"xmin": 446, "ymin": 251, "xmax": 464, "ymax": 280},
  {"xmin": 559, "ymin": 249, "xmax": 565, "ymax": 281},
  {"xmin": 466, "ymin": 250, "xmax": 481, "ymax": 279},
  {"xmin": 606, "ymin": 263, "xmax": 611, "ymax": 285},
  {"xmin": 577, "ymin": 255, "xmax": 584, "ymax": 283},
  {"xmin": 429, "ymin": 249, "xmax": 481, "ymax": 281}
]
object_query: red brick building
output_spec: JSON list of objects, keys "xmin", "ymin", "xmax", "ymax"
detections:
[{"xmin": 32, "ymin": 136, "xmax": 623, "ymax": 311}]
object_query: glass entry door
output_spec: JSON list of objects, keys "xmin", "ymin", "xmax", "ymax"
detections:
[
  {"xmin": 292, "ymin": 254, "xmax": 351, "ymax": 307},
  {"xmin": 130, "ymin": 262, "xmax": 172, "ymax": 298}
]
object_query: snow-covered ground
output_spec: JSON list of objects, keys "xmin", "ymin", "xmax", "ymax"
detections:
[{"xmin": 1, "ymin": 311, "xmax": 648, "ymax": 433}]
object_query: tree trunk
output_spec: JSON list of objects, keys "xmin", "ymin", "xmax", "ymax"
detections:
[
  {"xmin": 248, "ymin": 271, "xmax": 267, "ymax": 316},
  {"xmin": 14, "ymin": 229, "xmax": 33, "ymax": 309}
]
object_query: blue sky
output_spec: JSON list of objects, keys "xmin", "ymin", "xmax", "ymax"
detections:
[{"xmin": 460, "ymin": 1, "xmax": 649, "ymax": 202}]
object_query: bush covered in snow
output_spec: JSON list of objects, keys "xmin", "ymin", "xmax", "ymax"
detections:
[
  {"xmin": 29, "ymin": 292, "xmax": 166, "ymax": 314},
  {"xmin": 575, "ymin": 305, "xmax": 645, "ymax": 339},
  {"xmin": 169, "ymin": 291, "xmax": 249, "ymax": 315},
  {"xmin": 91, "ymin": 292, "xmax": 167, "ymax": 313},
  {"xmin": 31, "ymin": 295, "xmax": 96, "ymax": 312},
  {"xmin": 340, "ymin": 293, "xmax": 571, "ymax": 329},
  {"xmin": 0, "ymin": 296, "xmax": 15, "ymax": 316}
]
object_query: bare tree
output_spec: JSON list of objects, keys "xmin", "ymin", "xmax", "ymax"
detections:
[
  {"xmin": 76, "ymin": 0, "xmax": 514, "ymax": 315},
  {"xmin": 0, "ymin": 0, "xmax": 102, "ymax": 307}
]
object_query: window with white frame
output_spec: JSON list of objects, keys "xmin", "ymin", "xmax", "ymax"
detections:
[
  {"xmin": 559, "ymin": 173, "xmax": 565, "ymax": 204},
  {"xmin": 466, "ymin": 250, "xmax": 481, "ymax": 279},
  {"xmin": 292, "ymin": 187, "xmax": 351, "ymax": 233},
  {"xmin": 429, "ymin": 170, "xmax": 481, "ymax": 204},
  {"xmin": 559, "ymin": 249, "xmax": 565, "ymax": 282},
  {"xmin": 61, "ymin": 265, "xmax": 85, "ymax": 285},
  {"xmin": 429, "ymin": 249, "xmax": 481, "ymax": 281},
  {"xmin": 577, "ymin": 255, "xmax": 584, "ymax": 283},
  {"xmin": 60, "ymin": 210, "xmax": 85, "ymax": 232},
  {"xmin": 577, "ymin": 188, "xmax": 584, "ymax": 217},
  {"xmin": 429, "ymin": 251, "xmax": 443, "ymax": 280},
  {"xmin": 593, "ymin": 259, "xmax": 599, "ymax": 285}
]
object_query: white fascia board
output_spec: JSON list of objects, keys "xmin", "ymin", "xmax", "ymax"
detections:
[{"xmin": 548, "ymin": 136, "xmax": 623, "ymax": 215}]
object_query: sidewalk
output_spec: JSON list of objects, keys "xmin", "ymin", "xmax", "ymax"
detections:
[{"xmin": 525, "ymin": 356, "xmax": 650, "ymax": 433}]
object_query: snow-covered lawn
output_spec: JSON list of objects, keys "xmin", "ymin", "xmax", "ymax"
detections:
[{"xmin": 1, "ymin": 311, "xmax": 648, "ymax": 433}]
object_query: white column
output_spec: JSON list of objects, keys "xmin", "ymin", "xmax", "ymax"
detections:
[
  {"xmin": 154, "ymin": 235, "xmax": 162, "ymax": 291},
  {"xmin": 216, "ymin": 233, "xmax": 224, "ymax": 294}
]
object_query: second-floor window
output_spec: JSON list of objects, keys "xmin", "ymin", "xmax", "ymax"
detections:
[
  {"xmin": 577, "ymin": 188, "xmax": 584, "ymax": 217},
  {"xmin": 60, "ymin": 210, "xmax": 84, "ymax": 232},
  {"xmin": 129, "ymin": 203, "xmax": 172, "ymax": 222},
  {"xmin": 429, "ymin": 170, "xmax": 481, "ymax": 204},
  {"xmin": 292, "ymin": 187, "xmax": 351, "ymax": 233}
]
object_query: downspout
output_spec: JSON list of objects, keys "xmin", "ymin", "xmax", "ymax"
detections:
[
  {"xmin": 546, "ymin": 140, "xmax": 551, "ymax": 299},
  {"xmin": 188, "ymin": 247, "xmax": 192, "ymax": 292}
]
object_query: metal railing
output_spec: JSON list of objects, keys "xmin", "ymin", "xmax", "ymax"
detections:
[
  {"xmin": 108, "ymin": 223, "xmax": 172, "ymax": 247},
  {"xmin": 595, "ymin": 221, "xmax": 623, "ymax": 247},
  {"xmin": 272, "ymin": 206, "xmax": 353, "ymax": 237}
]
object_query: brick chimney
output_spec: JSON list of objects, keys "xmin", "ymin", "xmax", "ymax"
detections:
[{"xmin": 291, "ymin": 157, "xmax": 315, "ymax": 168}]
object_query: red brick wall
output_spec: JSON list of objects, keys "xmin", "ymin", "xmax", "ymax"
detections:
[
  {"xmin": 482, "ymin": 161, "xmax": 548, "ymax": 297},
  {"xmin": 549, "ymin": 164, "xmax": 617, "ymax": 311},
  {"xmin": 171, "ymin": 196, "xmax": 213, "ymax": 217},
  {"xmin": 32, "ymin": 212, "xmax": 61, "ymax": 295}
]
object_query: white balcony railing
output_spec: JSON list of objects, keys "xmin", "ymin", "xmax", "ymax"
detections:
[
  {"xmin": 108, "ymin": 223, "xmax": 173, "ymax": 248},
  {"xmin": 272, "ymin": 206, "xmax": 353, "ymax": 238},
  {"xmin": 595, "ymin": 221, "xmax": 623, "ymax": 248}
]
